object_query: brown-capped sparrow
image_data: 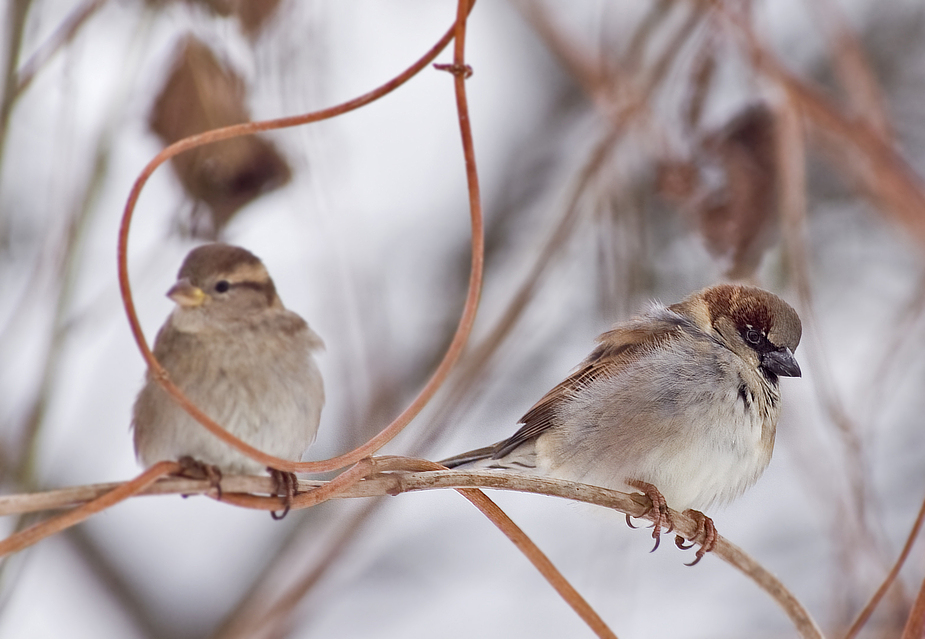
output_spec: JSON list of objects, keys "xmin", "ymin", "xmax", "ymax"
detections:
[
  {"xmin": 132, "ymin": 243, "xmax": 324, "ymax": 517},
  {"xmin": 441, "ymin": 284, "xmax": 801, "ymax": 564}
]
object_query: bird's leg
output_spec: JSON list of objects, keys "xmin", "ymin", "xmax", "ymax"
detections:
[
  {"xmin": 674, "ymin": 509, "xmax": 717, "ymax": 566},
  {"xmin": 177, "ymin": 455, "xmax": 223, "ymax": 500},
  {"xmin": 268, "ymin": 468, "xmax": 299, "ymax": 520},
  {"xmin": 626, "ymin": 479, "xmax": 673, "ymax": 552}
]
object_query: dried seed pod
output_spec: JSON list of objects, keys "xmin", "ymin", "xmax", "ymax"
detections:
[
  {"xmin": 658, "ymin": 104, "xmax": 780, "ymax": 280},
  {"xmin": 149, "ymin": 36, "xmax": 291, "ymax": 238},
  {"xmin": 696, "ymin": 105, "xmax": 779, "ymax": 279}
]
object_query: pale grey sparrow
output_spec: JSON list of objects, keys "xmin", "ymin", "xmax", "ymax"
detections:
[
  {"xmin": 132, "ymin": 243, "xmax": 324, "ymax": 514},
  {"xmin": 441, "ymin": 284, "xmax": 802, "ymax": 563}
]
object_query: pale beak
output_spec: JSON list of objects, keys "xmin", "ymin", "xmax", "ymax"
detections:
[
  {"xmin": 761, "ymin": 347, "xmax": 801, "ymax": 378},
  {"xmin": 167, "ymin": 278, "xmax": 207, "ymax": 307}
]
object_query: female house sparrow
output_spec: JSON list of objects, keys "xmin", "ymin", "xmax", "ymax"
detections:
[
  {"xmin": 132, "ymin": 243, "xmax": 324, "ymax": 515},
  {"xmin": 441, "ymin": 284, "xmax": 801, "ymax": 563}
]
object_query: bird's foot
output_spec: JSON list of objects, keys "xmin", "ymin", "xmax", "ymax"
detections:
[
  {"xmin": 268, "ymin": 468, "xmax": 299, "ymax": 520},
  {"xmin": 626, "ymin": 480, "xmax": 673, "ymax": 552},
  {"xmin": 674, "ymin": 509, "xmax": 717, "ymax": 566},
  {"xmin": 177, "ymin": 456, "xmax": 223, "ymax": 500}
]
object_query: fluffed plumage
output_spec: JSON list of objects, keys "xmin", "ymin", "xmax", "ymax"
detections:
[
  {"xmin": 440, "ymin": 284, "xmax": 801, "ymax": 558},
  {"xmin": 132, "ymin": 243, "xmax": 324, "ymax": 477}
]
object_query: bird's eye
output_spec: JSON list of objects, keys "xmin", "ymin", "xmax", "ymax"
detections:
[
  {"xmin": 745, "ymin": 329, "xmax": 761, "ymax": 345},
  {"xmin": 214, "ymin": 280, "xmax": 230, "ymax": 293}
]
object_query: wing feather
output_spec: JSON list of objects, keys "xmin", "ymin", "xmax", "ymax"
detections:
[{"xmin": 492, "ymin": 316, "xmax": 687, "ymax": 459}]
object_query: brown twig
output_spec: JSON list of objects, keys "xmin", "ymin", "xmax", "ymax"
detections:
[
  {"xmin": 845, "ymin": 490, "xmax": 925, "ymax": 639},
  {"xmin": 14, "ymin": 0, "xmax": 109, "ymax": 97},
  {"xmin": 386, "ymin": 467, "xmax": 823, "ymax": 639},
  {"xmin": 0, "ymin": 475, "xmax": 322, "ymax": 516},
  {"xmin": 218, "ymin": 458, "xmax": 377, "ymax": 512},
  {"xmin": 207, "ymin": 455, "xmax": 619, "ymax": 639},
  {"xmin": 0, "ymin": 0, "xmax": 30, "ymax": 169},
  {"xmin": 371, "ymin": 457, "xmax": 619, "ymax": 639},
  {"xmin": 116, "ymin": 0, "xmax": 481, "ymax": 475},
  {"xmin": 457, "ymin": 487, "xmax": 618, "ymax": 639},
  {"xmin": 901, "ymin": 571, "xmax": 925, "ymax": 639},
  {"xmin": 0, "ymin": 461, "xmax": 179, "ymax": 559},
  {"xmin": 0, "ymin": 465, "xmax": 824, "ymax": 639},
  {"xmin": 0, "ymin": 459, "xmax": 618, "ymax": 637}
]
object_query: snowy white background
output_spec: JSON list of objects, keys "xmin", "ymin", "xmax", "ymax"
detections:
[{"xmin": 1, "ymin": 1, "xmax": 925, "ymax": 637}]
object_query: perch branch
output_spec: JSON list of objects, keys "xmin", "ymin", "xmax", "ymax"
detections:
[
  {"xmin": 0, "ymin": 461, "xmax": 179, "ymax": 558},
  {"xmin": 0, "ymin": 464, "xmax": 823, "ymax": 639},
  {"xmin": 845, "ymin": 490, "xmax": 925, "ymax": 639}
]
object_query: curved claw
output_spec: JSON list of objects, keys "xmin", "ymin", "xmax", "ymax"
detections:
[
  {"xmin": 684, "ymin": 551, "xmax": 706, "ymax": 567},
  {"xmin": 268, "ymin": 469, "xmax": 299, "ymax": 521},
  {"xmin": 627, "ymin": 480, "xmax": 674, "ymax": 555},
  {"xmin": 178, "ymin": 455, "xmax": 223, "ymax": 500},
  {"xmin": 675, "ymin": 535, "xmax": 695, "ymax": 550},
  {"xmin": 678, "ymin": 509, "xmax": 717, "ymax": 567},
  {"xmin": 625, "ymin": 514, "xmax": 640, "ymax": 529},
  {"xmin": 270, "ymin": 505, "xmax": 291, "ymax": 520},
  {"xmin": 664, "ymin": 515, "xmax": 675, "ymax": 534}
]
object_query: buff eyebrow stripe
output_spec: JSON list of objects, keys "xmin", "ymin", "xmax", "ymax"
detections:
[{"xmin": 230, "ymin": 281, "xmax": 270, "ymax": 292}]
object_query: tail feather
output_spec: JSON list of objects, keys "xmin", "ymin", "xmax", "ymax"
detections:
[
  {"xmin": 438, "ymin": 439, "xmax": 538, "ymax": 471},
  {"xmin": 437, "ymin": 444, "xmax": 499, "ymax": 469}
]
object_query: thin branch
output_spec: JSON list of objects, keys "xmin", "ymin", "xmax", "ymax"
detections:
[
  {"xmin": 219, "ymin": 458, "xmax": 377, "ymax": 512},
  {"xmin": 901, "ymin": 571, "xmax": 925, "ymax": 639},
  {"xmin": 417, "ymin": 0, "xmax": 708, "ymax": 459},
  {"xmin": 14, "ymin": 0, "xmax": 108, "ymax": 97},
  {"xmin": 0, "ymin": 465, "xmax": 824, "ymax": 639},
  {"xmin": 0, "ymin": 0, "xmax": 31, "ymax": 172},
  {"xmin": 0, "ymin": 461, "xmax": 179, "ymax": 559},
  {"xmin": 456, "ymin": 487, "xmax": 617, "ymax": 639},
  {"xmin": 845, "ymin": 490, "xmax": 925, "ymax": 639},
  {"xmin": 376, "ymin": 457, "xmax": 618, "ymax": 639}
]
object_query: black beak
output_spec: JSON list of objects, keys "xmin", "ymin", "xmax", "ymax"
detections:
[{"xmin": 761, "ymin": 347, "xmax": 801, "ymax": 378}]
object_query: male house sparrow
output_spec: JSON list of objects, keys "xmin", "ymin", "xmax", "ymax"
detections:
[
  {"xmin": 441, "ymin": 284, "xmax": 801, "ymax": 563},
  {"xmin": 132, "ymin": 243, "xmax": 324, "ymax": 515}
]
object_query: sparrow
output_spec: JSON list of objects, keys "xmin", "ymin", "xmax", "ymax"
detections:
[
  {"xmin": 440, "ymin": 283, "xmax": 802, "ymax": 563},
  {"xmin": 132, "ymin": 243, "xmax": 325, "ymax": 517}
]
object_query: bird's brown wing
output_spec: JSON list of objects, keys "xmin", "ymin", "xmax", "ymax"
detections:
[{"xmin": 492, "ymin": 319, "xmax": 684, "ymax": 459}]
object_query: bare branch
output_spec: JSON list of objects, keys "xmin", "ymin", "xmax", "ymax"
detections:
[
  {"xmin": 0, "ymin": 463, "xmax": 824, "ymax": 639},
  {"xmin": 846, "ymin": 490, "xmax": 925, "ymax": 639},
  {"xmin": 0, "ymin": 461, "xmax": 179, "ymax": 558}
]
